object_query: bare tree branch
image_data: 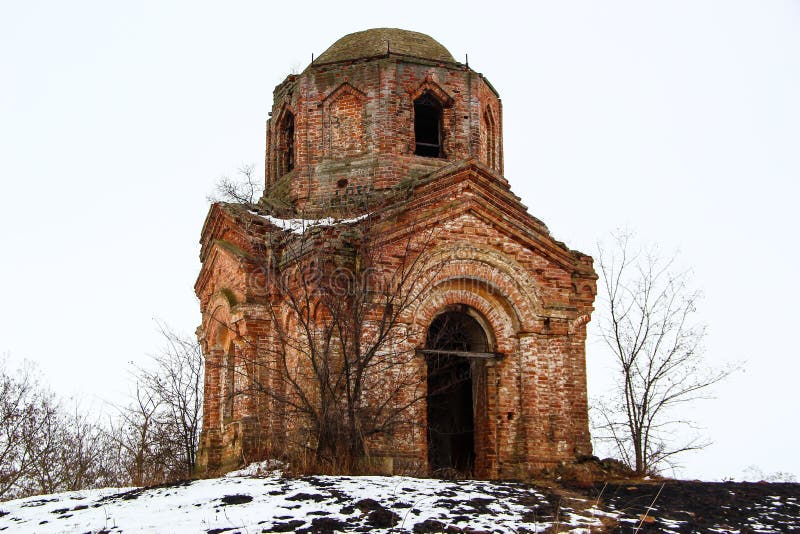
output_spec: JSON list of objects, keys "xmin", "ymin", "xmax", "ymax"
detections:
[
  {"xmin": 206, "ymin": 205, "xmax": 443, "ymax": 473},
  {"xmin": 207, "ymin": 164, "xmax": 262, "ymax": 204},
  {"xmin": 592, "ymin": 230, "xmax": 735, "ymax": 475}
]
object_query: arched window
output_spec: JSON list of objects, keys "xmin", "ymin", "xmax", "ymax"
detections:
[
  {"xmin": 278, "ymin": 111, "xmax": 295, "ymax": 175},
  {"xmin": 483, "ymin": 108, "xmax": 497, "ymax": 170},
  {"xmin": 426, "ymin": 310, "xmax": 489, "ymax": 353},
  {"xmin": 414, "ymin": 92, "xmax": 443, "ymax": 158}
]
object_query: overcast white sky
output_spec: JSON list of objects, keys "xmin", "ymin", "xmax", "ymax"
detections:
[{"xmin": 1, "ymin": 1, "xmax": 798, "ymax": 481}]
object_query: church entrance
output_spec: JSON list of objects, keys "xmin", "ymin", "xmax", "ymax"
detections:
[{"xmin": 424, "ymin": 306, "xmax": 490, "ymax": 477}]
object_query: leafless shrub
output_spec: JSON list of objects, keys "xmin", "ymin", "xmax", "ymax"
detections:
[
  {"xmin": 0, "ymin": 324, "xmax": 204, "ymax": 500},
  {"xmin": 742, "ymin": 465, "xmax": 798, "ymax": 483},
  {"xmin": 133, "ymin": 323, "xmax": 203, "ymax": 479},
  {"xmin": 108, "ymin": 325, "xmax": 204, "ymax": 486},
  {"xmin": 107, "ymin": 383, "xmax": 170, "ymax": 486},
  {"xmin": 207, "ymin": 164, "xmax": 262, "ymax": 204},
  {"xmin": 25, "ymin": 402, "xmax": 122, "ymax": 495},
  {"xmin": 1, "ymin": 360, "xmax": 126, "ymax": 500},
  {"xmin": 0, "ymin": 359, "xmax": 58, "ymax": 499}
]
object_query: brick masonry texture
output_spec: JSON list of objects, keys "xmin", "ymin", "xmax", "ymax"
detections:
[{"xmin": 195, "ymin": 28, "xmax": 596, "ymax": 479}]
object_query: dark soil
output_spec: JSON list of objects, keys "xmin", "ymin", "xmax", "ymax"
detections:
[
  {"xmin": 582, "ymin": 480, "xmax": 800, "ymax": 533},
  {"xmin": 262, "ymin": 519, "xmax": 305, "ymax": 532},
  {"xmin": 19, "ymin": 498, "xmax": 57, "ymax": 508},
  {"xmin": 413, "ymin": 519, "xmax": 446, "ymax": 533},
  {"xmin": 366, "ymin": 506, "xmax": 400, "ymax": 528},
  {"xmin": 287, "ymin": 492, "xmax": 328, "ymax": 502},
  {"xmin": 296, "ymin": 516, "xmax": 347, "ymax": 533},
  {"xmin": 97, "ymin": 479, "xmax": 194, "ymax": 503},
  {"xmin": 354, "ymin": 498, "xmax": 381, "ymax": 513},
  {"xmin": 220, "ymin": 494, "xmax": 253, "ymax": 505}
]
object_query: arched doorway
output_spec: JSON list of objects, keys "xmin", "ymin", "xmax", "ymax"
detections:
[{"xmin": 424, "ymin": 306, "xmax": 491, "ymax": 477}]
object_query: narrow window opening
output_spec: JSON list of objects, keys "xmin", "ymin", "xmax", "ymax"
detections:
[
  {"xmin": 284, "ymin": 113, "xmax": 295, "ymax": 172},
  {"xmin": 414, "ymin": 92, "xmax": 443, "ymax": 158},
  {"xmin": 278, "ymin": 112, "xmax": 295, "ymax": 175},
  {"xmin": 223, "ymin": 345, "xmax": 235, "ymax": 423},
  {"xmin": 483, "ymin": 109, "xmax": 496, "ymax": 170}
]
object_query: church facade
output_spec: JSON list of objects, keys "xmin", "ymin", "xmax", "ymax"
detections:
[{"xmin": 195, "ymin": 28, "xmax": 596, "ymax": 479}]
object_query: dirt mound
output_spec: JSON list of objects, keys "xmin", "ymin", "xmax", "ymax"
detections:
[{"xmin": 543, "ymin": 456, "xmax": 640, "ymax": 489}]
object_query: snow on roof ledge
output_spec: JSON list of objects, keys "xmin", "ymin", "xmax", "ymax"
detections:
[{"xmin": 249, "ymin": 211, "xmax": 370, "ymax": 234}]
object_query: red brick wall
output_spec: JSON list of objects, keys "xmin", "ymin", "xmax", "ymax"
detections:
[
  {"xmin": 195, "ymin": 45, "xmax": 595, "ymax": 479},
  {"xmin": 195, "ymin": 193, "xmax": 596, "ymax": 478},
  {"xmin": 265, "ymin": 56, "xmax": 503, "ymax": 212}
]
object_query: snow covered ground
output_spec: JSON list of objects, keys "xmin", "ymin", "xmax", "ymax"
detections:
[
  {"xmin": 1, "ymin": 467, "xmax": 798, "ymax": 533},
  {"xmin": 0, "ymin": 470, "xmax": 603, "ymax": 533}
]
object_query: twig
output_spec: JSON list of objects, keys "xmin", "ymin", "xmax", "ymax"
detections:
[
  {"xmin": 634, "ymin": 483, "xmax": 664, "ymax": 533},
  {"xmin": 594, "ymin": 481, "xmax": 607, "ymax": 511},
  {"xmin": 553, "ymin": 497, "xmax": 561, "ymax": 532}
]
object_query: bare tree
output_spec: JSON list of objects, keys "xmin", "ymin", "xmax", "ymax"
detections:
[
  {"xmin": 24, "ymin": 400, "xmax": 69, "ymax": 495},
  {"xmin": 107, "ymin": 384, "xmax": 170, "ymax": 486},
  {"xmin": 105, "ymin": 325, "xmax": 203, "ymax": 487},
  {"xmin": 593, "ymin": 231, "xmax": 732, "ymax": 475},
  {"xmin": 60, "ymin": 405, "xmax": 125, "ymax": 490},
  {"xmin": 208, "ymin": 164, "xmax": 262, "ymax": 204},
  {"xmin": 0, "ymin": 359, "xmax": 58, "ymax": 500},
  {"xmin": 1, "ymin": 358, "xmax": 133, "ymax": 499},
  {"xmin": 26, "ymin": 402, "xmax": 118, "ymax": 495},
  {"xmin": 211, "ymin": 206, "xmax": 442, "ymax": 473},
  {"xmin": 136, "ymin": 323, "xmax": 204, "ymax": 479},
  {"xmin": 1, "ymin": 338, "xmax": 201, "ymax": 499}
]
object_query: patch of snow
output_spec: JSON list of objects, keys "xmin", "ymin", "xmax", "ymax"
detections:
[
  {"xmin": 224, "ymin": 459, "xmax": 285, "ymax": 478},
  {"xmin": 250, "ymin": 211, "xmax": 370, "ymax": 234}
]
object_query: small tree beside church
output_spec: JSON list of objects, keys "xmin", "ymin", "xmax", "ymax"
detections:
[
  {"xmin": 594, "ymin": 231, "xmax": 732, "ymax": 475},
  {"xmin": 211, "ymin": 205, "xmax": 444, "ymax": 473}
]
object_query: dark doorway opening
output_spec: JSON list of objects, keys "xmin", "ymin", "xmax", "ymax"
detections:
[
  {"xmin": 414, "ymin": 92, "xmax": 443, "ymax": 158},
  {"xmin": 425, "ymin": 309, "xmax": 489, "ymax": 477}
]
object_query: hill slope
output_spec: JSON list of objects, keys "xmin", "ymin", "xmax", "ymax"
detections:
[{"xmin": 0, "ymin": 468, "xmax": 798, "ymax": 532}]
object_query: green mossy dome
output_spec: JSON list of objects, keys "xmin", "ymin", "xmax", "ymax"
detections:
[{"xmin": 316, "ymin": 28, "xmax": 455, "ymax": 64}]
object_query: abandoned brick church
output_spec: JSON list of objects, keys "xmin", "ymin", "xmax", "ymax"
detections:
[{"xmin": 195, "ymin": 28, "xmax": 597, "ymax": 479}]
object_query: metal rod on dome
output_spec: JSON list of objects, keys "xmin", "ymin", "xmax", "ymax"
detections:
[
  {"xmin": 466, "ymin": 53, "xmax": 469, "ymax": 67},
  {"xmin": 311, "ymin": 53, "xmax": 314, "ymax": 63}
]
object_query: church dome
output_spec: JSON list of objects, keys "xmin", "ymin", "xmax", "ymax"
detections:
[{"xmin": 315, "ymin": 28, "xmax": 455, "ymax": 64}]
